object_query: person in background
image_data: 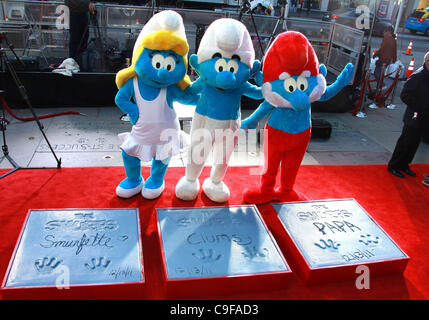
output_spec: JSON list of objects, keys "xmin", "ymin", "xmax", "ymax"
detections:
[
  {"xmin": 254, "ymin": 3, "xmax": 266, "ymax": 15},
  {"xmin": 291, "ymin": 0, "xmax": 298, "ymax": 13},
  {"xmin": 299, "ymin": 0, "xmax": 304, "ymax": 12},
  {"xmin": 373, "ymin": 25, "xmax": 397, "ymax": 83},
  {"xmin": 387, "ymin": 52, "xmax": 429, "ymax": 179},
  {"xmin": 65, "ymin": 0, "xmax": 95, "ymax": 61},
  {"xmin": 306, "ymin": 0, "xmax": 312, "ymax": 15}
]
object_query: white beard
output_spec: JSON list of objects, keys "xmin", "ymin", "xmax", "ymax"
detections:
[
  {"xmin": 262, "ymin": 83, "xmax": 292, "ymax": 108},
  {"xmin": 308, "ymin": 74, "xmax": 327, "ymax": 102},
  {"xmin": 261, "ymin": 74, "xmax": 327, "ymax": 108}
]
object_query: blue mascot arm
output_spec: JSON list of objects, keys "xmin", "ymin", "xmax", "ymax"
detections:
[
  {"xmin": 167, "ymin": 84, "xmax": 200, "ymax": 106},
  {"xmin": 186, "ymin": 54, "xmax": 205, "ymax": 96},
  {"xmin": 319, "ymin": 63, "xmax": 354, "ymax": 102},
  {"xmin": 184, "ymin": 77, "xmax": 204, "ymax": 95},
  {"xmin": 241, "ymin": 100, "xmax": 275, "ymax": 129},
  {"xmin": 243, "ymin": 60, "xmax": 264, "ymax": 99},
  {"xmin": 255, "ymin": 71, "xmax": 264, "ymax": 87},
  {"xmin": 243, "ymin": 82, "xmax": 264, "ymax": 100},
  {"xmin": 115, "ymin": 78, "xmax": 139, "ymax": 124}
]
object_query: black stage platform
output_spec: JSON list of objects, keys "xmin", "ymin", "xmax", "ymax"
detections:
[{"xmin": 1, "ymin": 71, "xmax": 356, "ymax": 113}]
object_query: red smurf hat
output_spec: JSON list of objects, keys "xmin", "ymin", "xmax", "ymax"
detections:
[{"xmin": 263, "ymin": 31, "xmax": 320, "ymax": 82}]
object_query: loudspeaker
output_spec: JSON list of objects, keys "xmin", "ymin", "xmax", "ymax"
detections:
[
  {"xmin": 423, "ymin": 126, "xmax": 429, "ymax": 144},
  {"xmin": 311, "ymin": 118, "xmax": 332, "ymax": 140},
  {"xmin": 8, "ymin": 56, "xmax": 39, "ymax": 71}
]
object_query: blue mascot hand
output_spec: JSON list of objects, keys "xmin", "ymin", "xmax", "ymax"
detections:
[
  {"xmin": 255, "ymin": 71, "xmax": 264, "ymax": 87},
  {"xmin": 337, "ymin": 63, "xmax": 355, "ymax": 87},
  {"xmin": 250, "ymin": 60, "xmax": 261, "ymax": 78},
  {"xmin": 241, "ymin": 118, "xmax": 258, "ymax": 130},
  {"xmin": 128, "ymin": 111, "xmax": 139, "ymax": 125}
]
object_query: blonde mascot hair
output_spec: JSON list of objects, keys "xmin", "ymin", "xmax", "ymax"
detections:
[{"xmin": 115, "ymin": 10, "xmax": 191, "ymax": 90}]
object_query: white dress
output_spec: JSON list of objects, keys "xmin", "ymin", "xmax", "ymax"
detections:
[{"xmin": 118, "ymin": 77, "xmax": 188, "ymax": 162}]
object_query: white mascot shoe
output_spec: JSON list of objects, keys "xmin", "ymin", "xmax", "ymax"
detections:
[
  {"xmin": 141, "ymin": 182, "xmax": 165, "ymax": 200},
  {"xmin": 116, "ymin": 181, "xmax": 144, "ymax": 199},
  {"xmin": 175, "ymin": 176, "xmax": 200, "ymax": 201},
  {"xmin": 202, "ymin": 178, "xmax": 230, "ymax": 203}
]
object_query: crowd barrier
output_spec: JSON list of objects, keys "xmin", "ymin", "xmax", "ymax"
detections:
[{"xmin": 1, "ymin": 1, "xmax": 364, "ymax": 82}]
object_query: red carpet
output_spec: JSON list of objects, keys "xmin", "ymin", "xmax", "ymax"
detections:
[{"xmin": 0, "ymin": 164, "xmax": 428, "ymax": 300}]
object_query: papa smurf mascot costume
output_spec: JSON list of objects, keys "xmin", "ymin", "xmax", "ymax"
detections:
[
  {"xmin": 115, "ymin": 10, "xmax": 194, "ymax": 200},
  {"xmin": 175, "ymin": 18, "xmax": 263, "ymax": 203},
  {"xmin": 241, "ymin": 31, "xmax": 354, "ymax": 204}
]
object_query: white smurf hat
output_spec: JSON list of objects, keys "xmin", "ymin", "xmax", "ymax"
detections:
[
  {"xmin": 132, "ymin": 10, "xmax": 188, "ymax": 57},
  {"xmin": 197, "ymin": 18, "xmax": 255, "ymax": 68}
]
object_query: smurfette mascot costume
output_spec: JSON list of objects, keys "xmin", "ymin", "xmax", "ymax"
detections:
[{"xmin": 115, "ymin": 10, "xmax": 193, "ymax": 200}]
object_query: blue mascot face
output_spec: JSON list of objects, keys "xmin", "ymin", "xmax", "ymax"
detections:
[
  {"xmin": 263, "ymin": 66, "xmax": 327, "ymax": 112},
  {"xmin": 135, "ymin": 49, "xmax": 186, "ymax": 88},
  {"xmin": 190, "ymin": 53, "xmax": 254, "ymax": 91}
]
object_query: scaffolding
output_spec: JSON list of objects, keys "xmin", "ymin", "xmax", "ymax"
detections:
[{"xmin": 0, "ymin": 0, "xmax": 365, "ymax": 79}]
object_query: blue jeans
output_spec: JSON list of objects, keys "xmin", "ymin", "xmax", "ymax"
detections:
[{"xmin": 374, "ymin": 62, "xmax": 390, "ymax": 82}]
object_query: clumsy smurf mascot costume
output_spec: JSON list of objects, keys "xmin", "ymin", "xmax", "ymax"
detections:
[
  {"xmin": 241, "ymin": 31, "xmax": 354, "ymax": 204},
  {"xmin": 115, "ymin": 10, "xmax": 193, "ymax": 200},
  {"xmin": 175, "ymin": 18, "xmax": 263, "ymax": 203}
]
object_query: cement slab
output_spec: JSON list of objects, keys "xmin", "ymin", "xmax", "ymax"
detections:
[{"xmin": 308, "ymin": 131, "xmax": 389, "ymax": 153}]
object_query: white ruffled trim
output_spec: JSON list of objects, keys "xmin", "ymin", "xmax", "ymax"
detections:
[{"xmin": 118, "ymin": 131, "xmax": 189, "ymax": 162}]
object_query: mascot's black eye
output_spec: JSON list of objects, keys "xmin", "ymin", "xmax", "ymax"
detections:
[
  {"xmin": 215, "ymin": 59, "xmax": 227, "ymax": 73},
  {"xmin": 297, "ymin": 76, "xmax": 308, "ymax": 91},
  {"xmin": 227, "ymin": 60, "xmax": 238, "ymax": 74},
  {"xmin": 151, "ymin": 54, "xmax": 165, "ymax": 70},
  {"xmin": 284, "ymin": 78, "xmax": 297, "ymax": 93},
  {"xmin": 166, "ymin": 64, "xmax": 171, "ymax": 71}
]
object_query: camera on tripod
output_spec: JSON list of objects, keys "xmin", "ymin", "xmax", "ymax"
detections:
[
  {"xmin": 0, "ymin": 32, "xmax": 62, "ymax": 178},
  {"xmin": 241, "ymin": 0, "xmax": 251, "ymax": 14}
]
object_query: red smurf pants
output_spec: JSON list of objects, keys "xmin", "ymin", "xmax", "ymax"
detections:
[{"xmin": 260, "ymin": 123, "xmax": 311, "ymax": 193}]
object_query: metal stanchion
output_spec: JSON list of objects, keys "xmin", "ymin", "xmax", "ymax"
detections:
[
  {"xmin": 354, "ymin": 70, "xmax": 371, "ymax": 118},
  {"xmin": 369, "ymin": 63, "xmax": 386, "ymax": 109},
  {"xmin": 386, "ymin": 66, "xmax": 402, "ymax": 110}
]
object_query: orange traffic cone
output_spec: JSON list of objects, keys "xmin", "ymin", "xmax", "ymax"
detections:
[
  {"xmin": 406, "ymin": 58, "xmax": 415, "ymax": 78},
  {"xmin": 405, "ymin": 40, "xmax": 413, "ymax": 55}
]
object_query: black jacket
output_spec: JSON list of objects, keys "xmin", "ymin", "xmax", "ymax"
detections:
[
  {"xmin": 400, "ymin": 63, "xmax": 429, "ymax": 128},
  {"xmin": 65, "ymin": 0, "xmax": 90, "ymax": 14}
]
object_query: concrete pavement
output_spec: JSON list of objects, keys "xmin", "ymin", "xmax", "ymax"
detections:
[{"xmin": 1, "ymin": 96, "xmax": 428, "ymax": 172}]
